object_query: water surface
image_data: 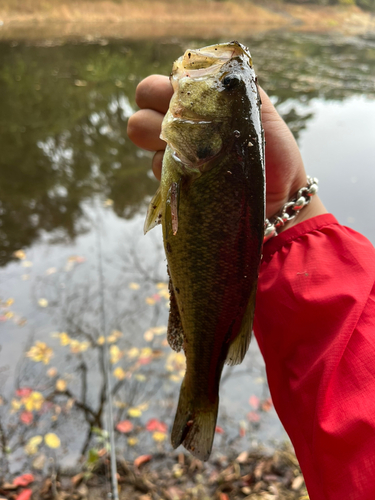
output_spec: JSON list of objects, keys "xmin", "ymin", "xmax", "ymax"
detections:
[{"xmin": 0, "ymin": 32, "xmax": 374, "ymax": 477}]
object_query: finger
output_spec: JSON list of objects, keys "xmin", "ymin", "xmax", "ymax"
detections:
[
  {"xmin": 127, "ymin": 109, "xmax": 166, "ymax": 151},
  {"xmin": 135, "ymin": 75, "xmax": 173, "ymax": 114},
  {"xmin": 152, "ymin": 151, "xmax": 164, "ymax": 181}
]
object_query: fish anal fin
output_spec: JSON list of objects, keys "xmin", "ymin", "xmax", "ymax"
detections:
[
  {"xmin": 144, "ymin": 186, "xmax": 163, "ymax": 235},
  {"xmin": 167, "ymin": 275, "xmax": 184, "ymax": 352},
  {"xmin": 171, "ymin": 377, "xmax": 218, "ymax": 461},
  {"xmin": 225, "ymin": 286, "xmax": 257, "ymax": 366}
]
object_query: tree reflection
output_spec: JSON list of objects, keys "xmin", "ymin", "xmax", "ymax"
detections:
[{"xmin": 0, "ymin": 34, "xmax": 374, "ymax": 266}]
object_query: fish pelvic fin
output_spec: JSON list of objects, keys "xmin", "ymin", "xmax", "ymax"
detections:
[
  {"xmin": 144, "ymin": 186, "xmax": 163, "ymax": 234},
  {"xmin": 171, "ymin": 377, "xmax": 218, "ymax": 461},
  {"xmin": 225, "ymin": 286, "xmax": 257, "ymax": 366}
]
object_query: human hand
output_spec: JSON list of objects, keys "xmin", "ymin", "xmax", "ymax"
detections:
[{"xmin": 127, "ymin": 75, "xmax": 326, "ymax": 225}]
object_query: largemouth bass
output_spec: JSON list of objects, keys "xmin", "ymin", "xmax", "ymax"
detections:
[{"xmin": 144, "ymin": 41, "xmax": 265, "ymax": 460}]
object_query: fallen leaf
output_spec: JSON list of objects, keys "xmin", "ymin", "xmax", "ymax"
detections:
[
  {"xmin": 47, "ymin": 367, "xmax": 58, "ymax": 378},
  {"xmin": 32, "ymin": 454, "xmax": 46, "ymax": 470},
  {"xmin": 127, "ymin": 437, "xmax": 138, "ymax": 446},
  {"xmin": 249, "ymin": 395, "xmax": 260, "ymax": 409},
  {"xmin": 113, "ymin": 367, "xmax": 127, "ymax": 380},
  {"xmin": 26, "ymin": 342, "xmax": 53, "ymax": 364},
  {"xmin": 127, "ymin": 407, "xmax": 142, "ymax": 418},
  {"xmin": 13, "ymin": 474, "xmax": 34, "ymax": 487},
  {"xmin": 13, "ymin": 249, "xmax": 26, "ymax": 260},
  {"xmin": 116, "ymin": 420, "xmax": 133, "ymax": 433},
  {"xmin": 260, "ymin": 397, "xmax": 273, "ymax": 412},
  {"xmin": 247, "ymin": 411, "xmax": 261, "ymax": 423},
  {"xmin": 152, "ymin": 431, "xmax": 167, "ymax": 442},
  {"xmin": 24, "ymin": 435, "xmax": 43, "ymax": 455},
  {"xmin": 20, "ymin": 411, "xmax": 34, "ymax": 425},
  {"xmin": 236, "ymin": 451, "xmax": 248, "ymax": 463},
  {"xmin": 134, "ymin": 454, "xmax": 152, "ymax": 468},
  {"xmin": 129, "ymin": 282, "xmax": 140, "ymax": 290},
  {"xmin": 38, "ymin": 298, "xmax": 48, "ymax": 307},
  {"xmin": 215, "ymin": 426, "xmax": 224, "ymax": 434},
  {"xmin": 55, "ymin": 379, "xmax": 67, "ymax": 392},
  {"xmin": 145, "ymin": 418, "xmax": 168, "ymax": 433},
  {"xmin": 16, "ymin": 387, "xmax": 32, "ymax": 398},
  {"xmin": 44, "ymin": 433, "xmax": 61, "ymax": 449}
]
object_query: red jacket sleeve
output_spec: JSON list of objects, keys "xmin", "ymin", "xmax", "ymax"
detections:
[{"xmin": 253, "ymin": 214, "xmax": 375, "ymax": 500}]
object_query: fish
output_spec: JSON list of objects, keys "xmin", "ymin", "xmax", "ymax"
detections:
[{"xmin": 144, "ymin": 41, "xmax": 265, "ymax": 461}]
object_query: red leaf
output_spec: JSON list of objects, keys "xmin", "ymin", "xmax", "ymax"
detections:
[
  {"xmin": 215, "ymin": 426, "xmax": 224, "ymax": 434},
  {"xmin": 13, "ymin": 474, "xmax": 35, "ymax": 487},
  {"xmin": 138, "ymin": 356, "xmax": 152, "ymax": 365},
  {"xmin": 16, "ymin": 489, "xmax": 33, "ymax": 500},
  {"xmin": 152, "ymin": 293, "xmax": 161, "ymax": 302},
  {"xmin": 239, "ymin": 427, "xmax": 246, "ymax": 437},
  {"xmin": 20, "ymin": 411, "xmax": 34, "ymax": 425},
  {"xmin": 134, "ymin": 454, "xmax": 152, "ymax": 468},
  {"xmin": 248, "ymin": 395, "xmax": 260, "ymax": 409},
  {"xmin": 116, "ymin": 420, "xmax": 133, "ymax": 433},
  {"xmin": 260, "ymin": 397, "xmax": 273, "ymax": 412},
  {"xmin": 16, "ymin": 388, "xmax": 33, "ymax": 398},
  {"xmin": 145, "ymin": 418, "xmax": 168, "ymax": 433},
  {"xmin": 247, "ymin": 411, "xmax": 261, "ymax": 423}
]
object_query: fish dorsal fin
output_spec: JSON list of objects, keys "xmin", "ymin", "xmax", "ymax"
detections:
[
  {"xmin": 144, "ymin": 186, "xmax": 163, "ymax": 234},
  {"xmin": 225, "ymin": 286, "xmax": 256, "ymax": 366},
  {"xmin": 167, "ymin": 275, "xmax": 184, "ymax": 352}
]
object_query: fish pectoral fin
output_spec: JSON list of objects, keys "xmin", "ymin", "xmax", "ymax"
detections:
[
  {"xmin": 165, "ymin": 179, "xmax": 181, "ymax": 236},
  {"xmin": 167, "ymin": 276, "xmax": 184, "ymax": 352},
  {"xmin": 225, "ymin": 286, "xmax": 256, "ymax": 366},
  {"xmin": 144, "ymin": 186, "xmax": 163, "ymax": 234},
  {"xmin": 171, "ymin": 377, "xmax": 218, "ymax": 461}
]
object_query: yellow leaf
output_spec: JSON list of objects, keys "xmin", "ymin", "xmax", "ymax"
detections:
[
  {"xmin": 156, "ymin": 282, "xmax": 168, "ymax": 289},
  {"xmin": 11, "ymin": 398, "xmax": 22, "ymax": 412},
  {"xmin": 145, "ymin": 297, "xmax": 155, "ymax": 305},
  {"xmin": 55, "ymin": 379, "xmax": 67, "ymax": 392},
  {"xmin": 153, "ymin": 326, "xmax": 167, "ymax": 335},
  {"xmin": 38, "ymin": 298, "xmax": 48, "ymax": 307},
  {"xmin": 103, "ymin": 198, "xmax": 113, "ymax": 207},
  {"xmin": 5, "ymin": 311, "xmax": 14, "ymax": 319},
  {"xmin": 111, "ymin": 329, "xmax": 123, "ymax": 339},
  {"xmin": 47, "ymin": 367, "xmax": 58, "ymax": 377},
  {"xmin": 46, "ymin": 267, "xmax": 57, "ymax": 275},
  {"xmin": 113, "ymin": 367, "xmax": 127, "ymax": 380},
  {"xmin": 110, "ymin": 345, "xmax": 123, "ymax": 364},
  {"xmin": 58, "ymin": 332, "xmax": 71, "ymax": 346},
  {"xmin": 25, "ymin": 435, "xmax": 43, "ymax": 455},
  {"xmin": 79, "ymin": 341, "xmax": 90, "ymax": 352},
  {"xmin": 22, "ymin": 261, "xmax": 33, "ymax": 267},
  {"xmin": 127, "ymin": 437, "xmax": 138, "ymax": 446},
  {"xmin": 26, "ymin": 341, "xmax": 53, "ymax": 364},
  {"xmin": 97, "ymin": 336, "xmax": 105, "ymax": 345},
  {"xmin": 152, "ymin": 431, "xmax": 167, "ymax": 442},
  {"xmin": 13, "ymin": 249, "xmax": 26, "ymax": 260},
  {"xmin": 127, "ymin": 347, "xmax": 139, "ymax": 359},
  {"xmin": 45, "ymin": 433, "xmax": 61, "ymax": 449},
  {"xmin": 5, "ymin": 298, "xmax": 14, "ymax": 307},
  {"xmin": 134, "ymin": 374, "xmax": 146, "ymax": 382},
  {"xmin": 143, "ymin": 329, "xmax": 154, "ymax": 342},
  {"xmin": 140, "ymin": 347, "xmax": 152, "ymax": 358},
  {"xmin": 24, "ymin": 391, "xmax": 44, "ymax": 411},
  {"xmin": 159, "ymin": 289, "xmax": 170, "ymax": 299},
  {"xmin": 127, "ymin": 407, "xmax": 142, "ymax": 418},
  {"xmin": 129, "ymin": 282, "xmax": 140, "ymax": 290},
  {"xmin": 106, "ymin": 334, "xmax": 117, "ymax": 344}
]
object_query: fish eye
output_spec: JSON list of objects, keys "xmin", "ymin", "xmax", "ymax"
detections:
[{"xmin": 222, "ymin": 75, "xmax": 240, "ymax": 89}]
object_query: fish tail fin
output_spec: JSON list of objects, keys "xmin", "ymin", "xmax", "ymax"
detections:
[{"xmin": 171, "ymin": 377, "xmax": 218, "ymax": 461}]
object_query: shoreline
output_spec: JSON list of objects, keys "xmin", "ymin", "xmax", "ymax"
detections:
[{"xmin": 0, "ymin": 1, "xmax": 374, "ymax": 42}]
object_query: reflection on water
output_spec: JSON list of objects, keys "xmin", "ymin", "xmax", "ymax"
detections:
[{"xmin": 0, "ymin": 32, "xmax": 375, "ymax": 477}]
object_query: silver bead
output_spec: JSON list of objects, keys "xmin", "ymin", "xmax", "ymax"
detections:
[
  {"xmin": 293, "ymin": 197, "xmax": 306, "ymax": 210},
  {"xmin": 264, "ymin": 224, "xmax": 276, "ymax": 242},
  {"xmin": 308, "ymin": 184, "xmax": 318, "ymax": 196}
]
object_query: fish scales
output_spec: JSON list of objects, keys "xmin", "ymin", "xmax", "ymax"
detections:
[{"xmin": 144, "ymin": 41, "xmax": 265, "ymax": 460}]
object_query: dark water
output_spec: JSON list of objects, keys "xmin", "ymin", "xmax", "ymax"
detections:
[{"xmin": 0, "ymin": 32, "xmax": 375, "ymax": 477}]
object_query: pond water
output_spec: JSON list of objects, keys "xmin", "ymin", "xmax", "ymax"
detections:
[{"xmin": 0, "ymin": 32, "xmax": 374, "ymax": 478}]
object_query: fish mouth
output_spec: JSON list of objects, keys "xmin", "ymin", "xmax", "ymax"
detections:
[{"xmin": 171, "ymin": 41, "xmax": 252, "ymax": 80}]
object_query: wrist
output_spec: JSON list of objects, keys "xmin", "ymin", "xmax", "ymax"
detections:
[{"xmin": 277, "ymin": 195, "xmax": 328, "ymax": 233}]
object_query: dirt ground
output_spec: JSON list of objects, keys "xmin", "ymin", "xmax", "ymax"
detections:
[{"xmin": 0, "ymin": 0, "xmax": 374, "ymax": 41}]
